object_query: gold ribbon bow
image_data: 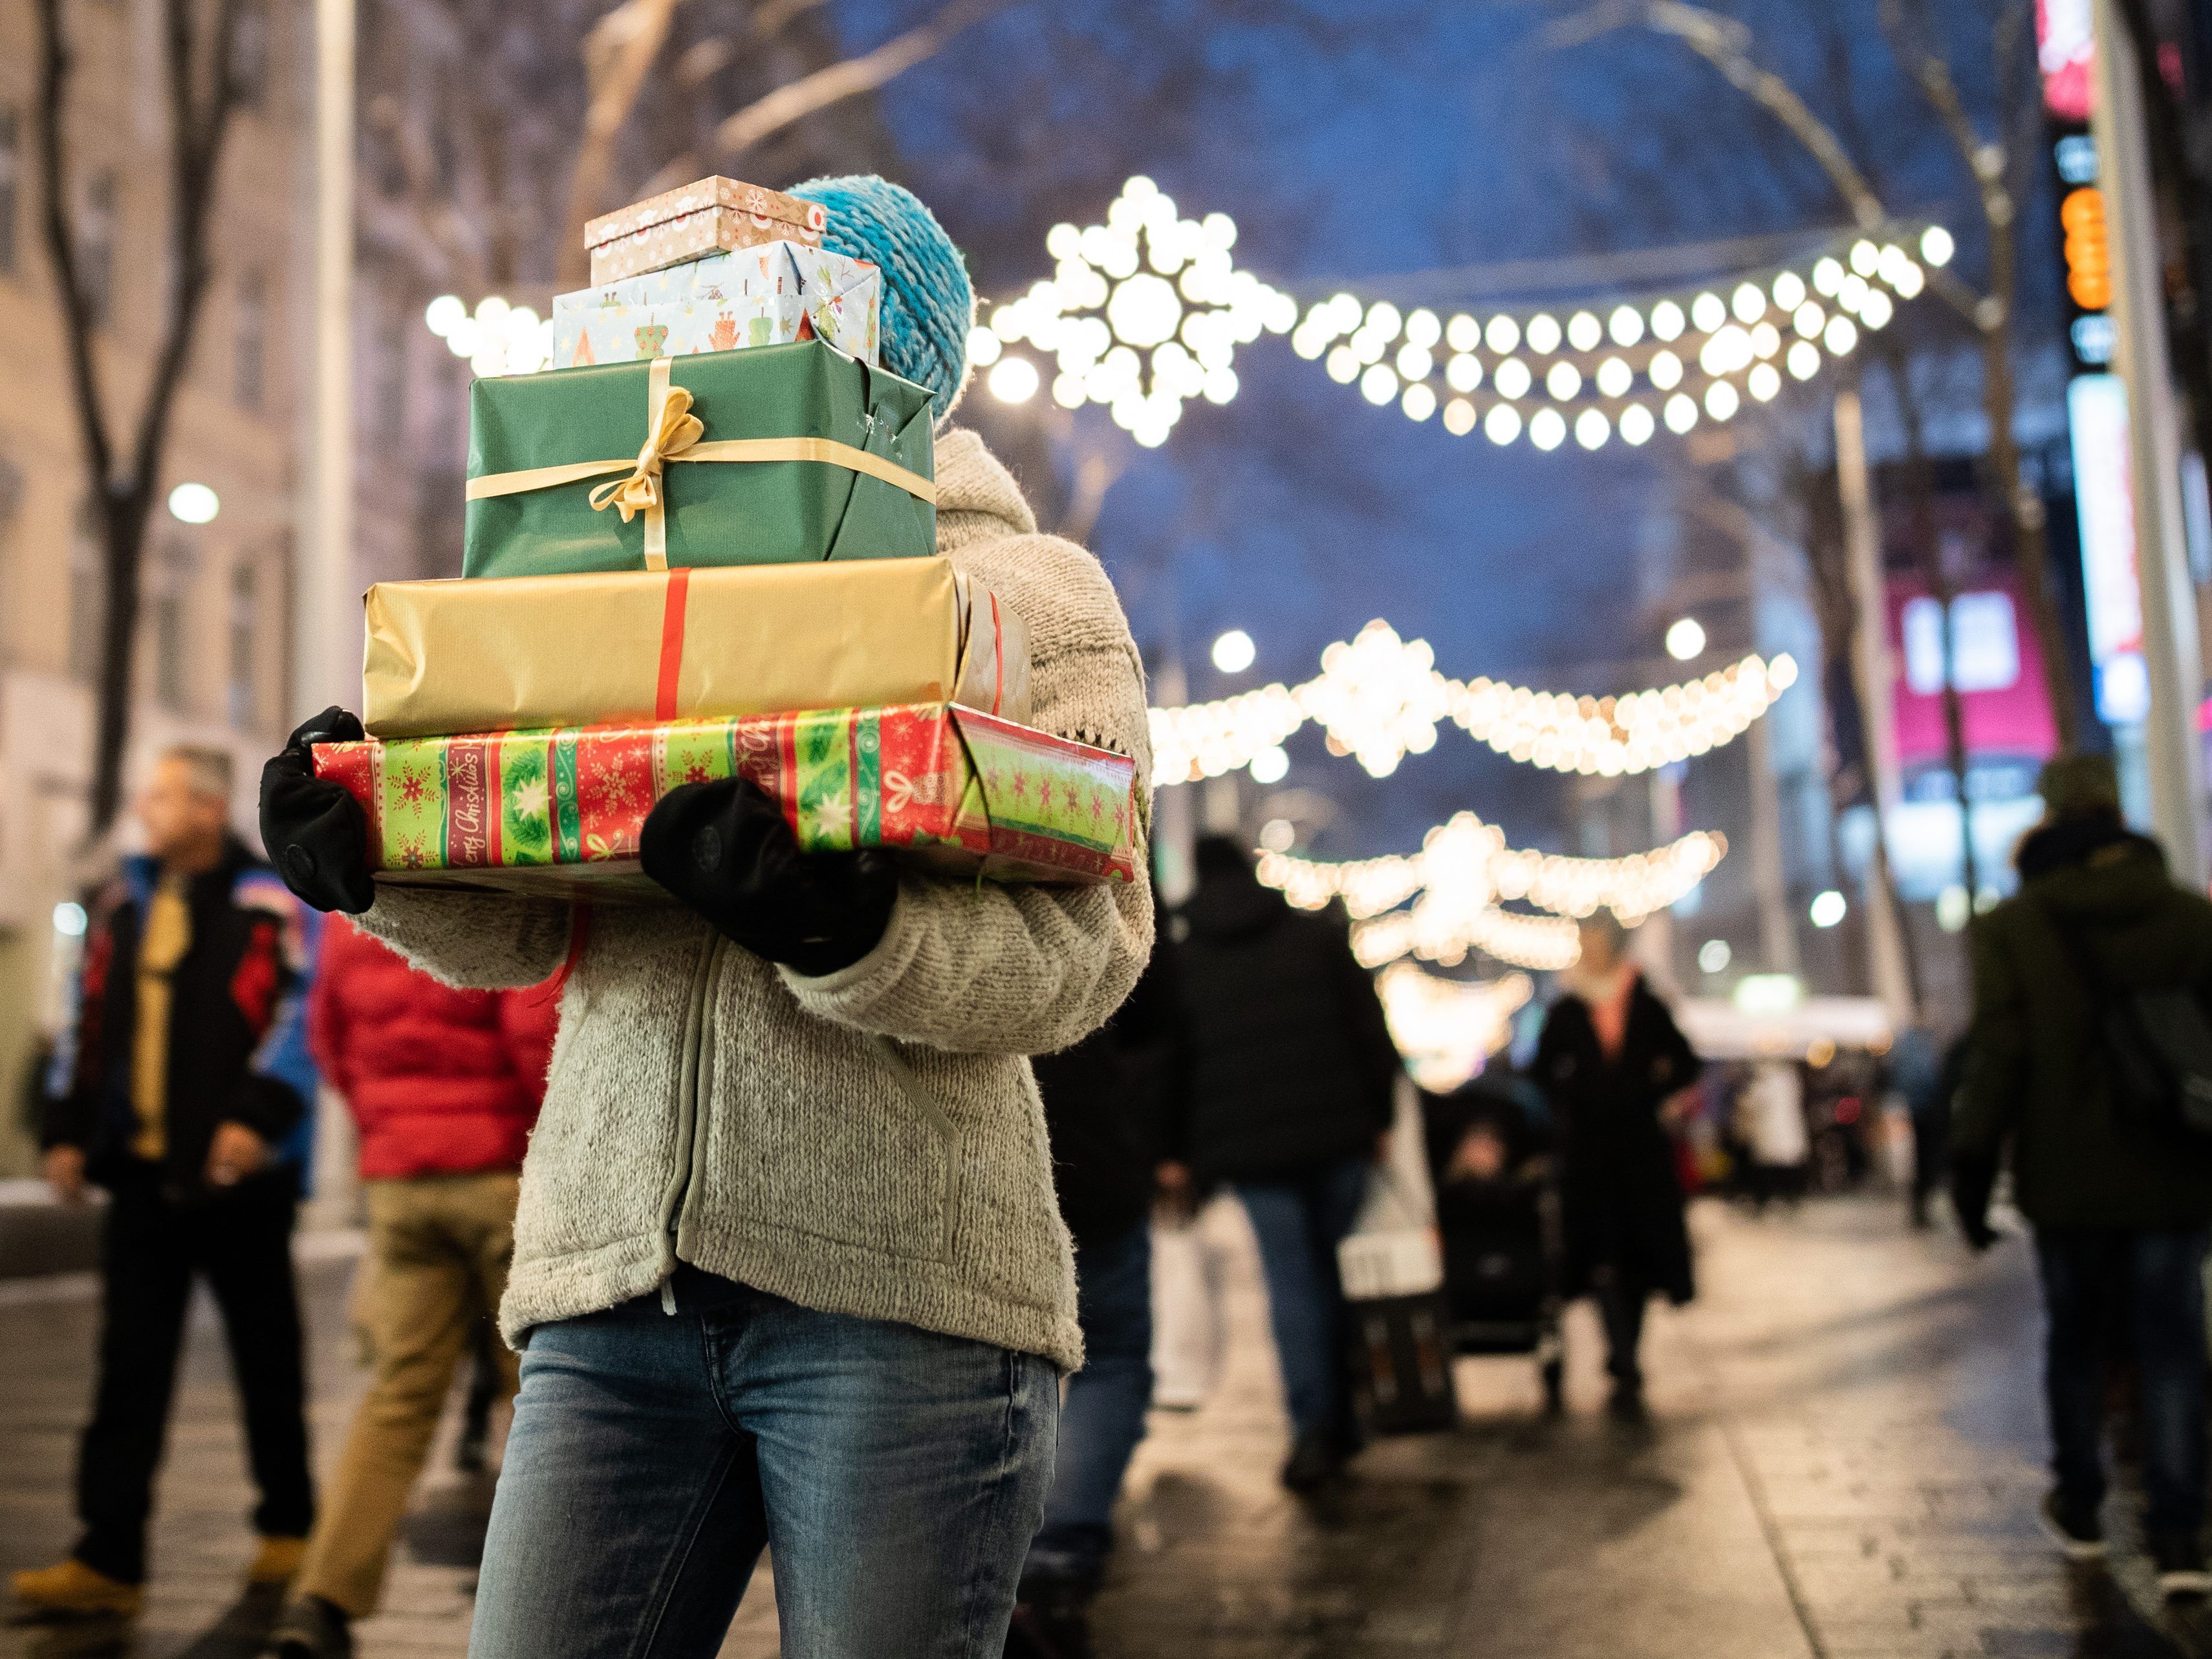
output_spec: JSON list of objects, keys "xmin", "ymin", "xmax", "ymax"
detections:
[
  {"xmin": 465, "ymin": 354, "xmax": 938, "ymax": 573},
  {"xmin": 587, "ymin": 377, "xmax": 705, "ymax": 536}
]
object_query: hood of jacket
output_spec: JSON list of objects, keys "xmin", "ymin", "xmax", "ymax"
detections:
[{"xmin": 2018, "ymin": 818, "xmax": 2174, "ymax": 930}]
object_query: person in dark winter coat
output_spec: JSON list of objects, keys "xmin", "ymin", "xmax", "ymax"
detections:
[
  {"xmin": 1163, "ymin": 836, "xmax": 1399, "ymax": 1491},
  {"xmin": 1009, "ymin": 948, "xmax": 1185, "ymax": 1656},
  {"xmin": 15, "ymin": 747, "xmax": 320, "ymax": 1621},
  {"xmin": 1955, "ymin": 753, "xmax": 2212, "ymax": 1596},
  {"xmin": 272, "ymin": 920, "xmax": 559, "ymax": 1658},
  {"xmin": 1534, "ymin": 913, "xmax": 1700, "ymax": 1418}
]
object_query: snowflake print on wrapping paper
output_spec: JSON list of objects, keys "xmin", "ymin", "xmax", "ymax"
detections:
[
  {"xmin": 585, "ymin": 752, "xmax": 644, "ymax": 817},
  {"xmin": 510, "ymin": 777, "xmax": 550, "ymax": 821},
  {"xmin": 806, "ymin": 788, "xmax": 851, "ymax": 843},
  {"xmin": 397, "ymin": 832, "xmax": 431, "ymax": 869},
  {"xmin": 682, "ymin": 757, "xmax": 716, "ymax": 785},
  {"xmin": 398, "ymin": 769, "xmax": 429, "ymax": 810}
]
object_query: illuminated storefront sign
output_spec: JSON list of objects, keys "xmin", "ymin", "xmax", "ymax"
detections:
[{"xmin": 2068, "ymin": 373, "xmax": 2152, "ymax": 723}]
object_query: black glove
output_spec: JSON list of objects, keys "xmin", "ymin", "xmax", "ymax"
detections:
[
  {"xmin": 259, "ymin": 707, "xmax": 375, "ymax": 915},
  {"xmin": 1949, "ymin": 1149, "xmax": 2001, "ymax": 1252},
  {"xmin": 640, "ymin": 778, "xmax": 897, "ymax": 977}
]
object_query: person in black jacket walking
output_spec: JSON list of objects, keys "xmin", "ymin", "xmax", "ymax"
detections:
[
  {"xmin": 13, "ymin": 747, "xmax": 321, "ymax": 1621},
  {"xmin": 1162, "ymin": 837, "xmax": 1399, "ymax": 1491},
  {"xmin": 1534, "ymin": 913, "xmax": 1700, "ymax": 1420}
]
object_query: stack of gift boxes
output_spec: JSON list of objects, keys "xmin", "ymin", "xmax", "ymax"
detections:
[{"xmin": 312, "ymin": 177, "xmax": 1139, "ymax": 896}]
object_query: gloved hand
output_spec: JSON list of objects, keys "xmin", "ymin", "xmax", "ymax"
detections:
[
  {"xmin": 259, "ymin": 708, "xmax": 375, "ymax": 915},
  {"xmin": 641, "ymin": 777, "xmax": 897, "ymax": 977},
  {"xmin": 1949, "ymin": 1149, "xmax": 2001, "ymax": 1252}
]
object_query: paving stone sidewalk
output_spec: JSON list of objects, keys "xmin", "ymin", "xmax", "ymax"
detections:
[{"xmin": 3, "ymin": 1195, "xmax": 2207, "ymax": 1657}]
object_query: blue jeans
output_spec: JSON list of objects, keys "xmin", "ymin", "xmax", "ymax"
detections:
[
  {"xmin": 1237, "ymin": 1157, "xmax": 1372, "ymax": 1443},
  {"xmin": 1025, "ymin": 1222, "xmax": 1153, "ymax": 1589},
  {"xmin": 467, "ymin": 1269, "xmax": 1059, "ymax": 1658},
  {"xmin": 2034, "ymin": 1228, "xmax": 2209, "ymax": 1539}
]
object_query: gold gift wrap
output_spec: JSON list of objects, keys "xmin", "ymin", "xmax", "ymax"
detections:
[{"xmin": 362, "ymin": 558, "xmax": 1030, "ymax": 739}]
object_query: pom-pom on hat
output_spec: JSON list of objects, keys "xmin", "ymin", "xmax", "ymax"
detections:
[{"xmin": 790, "ymin": 175, "xmax": 972, "ymax": 420}]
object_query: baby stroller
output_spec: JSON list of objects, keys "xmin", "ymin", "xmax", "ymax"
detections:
[{"xmin": 1421, "ymin": 1071, "xmax": 1568, "ymax": 1413}]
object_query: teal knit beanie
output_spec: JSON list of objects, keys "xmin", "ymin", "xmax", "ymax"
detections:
[{"xmin": 790, "ymin": 175, "xmax": 972, "ymax": 420}]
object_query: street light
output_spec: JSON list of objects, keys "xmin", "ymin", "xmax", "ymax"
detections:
[
  {"xmin": 1697, "ymin": 938, "xmax": 1731, "ymax": 973},
  {"xmin": 168, "ymin": 482, "xmax": 220, "ymax": 525},
  {"xmin": 1211, "ymin": 629, "xmax": 1256, "ymax": 673},
  {"xmin": 1665, "ymin": 616, "xmax": 1706, "ymax": 661},
  {"xmin": 1809, "ymin": 889, "xmax": 1848, "ymax": 928}
]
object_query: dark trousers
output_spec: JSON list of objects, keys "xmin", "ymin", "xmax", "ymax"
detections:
[
  {"xmin": 76, "ymin": 1162, "xmax": 314, "ymax": 1584},
  {"xmin": 1025, "ymin": 1220, "xmax": 1155, "ymax": 1589},
  {"xmin": 1237, "ymin": 1156, "xmax": 1371, "ymax": 1443},
  {"xmin": 2034, "ymin": 1226, "xmax": 2209, "ymax": 1541},
  {"xmin": 1595, "ymin": 1267, "xmax": 1650, "ymax": 1389}
]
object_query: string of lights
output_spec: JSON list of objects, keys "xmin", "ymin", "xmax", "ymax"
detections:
[
  {"xmin": 1286, "ymin": 224, "xmax": 1953, "ymax": 450},
  {"xmin": 1150, "ymin": 620, "xmax": 1798, "ymax": 786},
  {"xmin": 1374, "ymin": 961, "xmax": 1532, "ymax": 1091},
  {"xmin": 968, "ymin": 175, "xmax": 1299, "ymax": 448},
  {"xmin": 1257, "ymin": 811, "xmax": 1727, "ymax": 972}
]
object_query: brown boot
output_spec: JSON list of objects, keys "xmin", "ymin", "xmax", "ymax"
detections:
[{"xmin": 11, "ymin": 1558, "xmax": 144, "ymax": 1618}]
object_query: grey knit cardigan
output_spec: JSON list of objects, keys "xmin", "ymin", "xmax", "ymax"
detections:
[{"xmin": 355, "ymin": 430, "xmax": 1155, "ymax": 1371}]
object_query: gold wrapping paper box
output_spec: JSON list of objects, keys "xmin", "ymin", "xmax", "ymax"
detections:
[{"xmin": 361, "ymin": 558, "xmax": 1030, "ymax": 739}]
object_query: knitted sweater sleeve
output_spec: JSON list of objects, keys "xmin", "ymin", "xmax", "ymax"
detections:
[
  {"xmin": 781, "ymin": 531, "xmax": 1156, "ymax": 1056},
  {"xmin": 350, "ymin": 887, "xmax": 574, "ymax": 992}
]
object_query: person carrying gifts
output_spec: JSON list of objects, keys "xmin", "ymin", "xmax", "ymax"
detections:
[{"xmin": 259, "ymin": 176, "xmax": 1155, "ymax": 1659}]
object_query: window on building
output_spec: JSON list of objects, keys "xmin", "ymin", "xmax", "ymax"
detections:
[
  {"xmin": 230, "ymin": 0, "xmax": 271, "ymax": 111},
  {"xmin": 152, "ymin": 540, "xmax": 193, "ymax": 710},
  {"xmin": 228, "ymin": 561, "xmax": 258, "ymax": 729},
  {"xmin": 69, "ymin": 502, "xmax": 105, "ymax": 682},
  {"xmin": 0, "ymin": 110, "xmax": 19, "ymax": 276},
  {"xmin": 235, "ymin": 270, "xmax": 266, "ymax": 409},
  {"xmin": 78, "ymin": 171, "xmax": 116, "ymax": 326}
]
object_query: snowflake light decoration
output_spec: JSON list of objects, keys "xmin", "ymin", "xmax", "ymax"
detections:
[{"xmin": 971, "ymin": 176, "xmax": 1299, "ymax": 448}]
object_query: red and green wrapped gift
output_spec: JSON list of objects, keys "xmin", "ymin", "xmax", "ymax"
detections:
[{"xmin": 312, "ymin": 704, "xmax": 1140, "ymax": 896}]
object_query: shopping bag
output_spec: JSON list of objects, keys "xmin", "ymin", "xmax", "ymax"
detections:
[
  {"xmin": 1149, "ymin": 1213, "xmax": 1226, "ymax": 1411},
  {"xmin": 1338, "ymin": 1166, "xmax": 1458, "ymax": 1435}
]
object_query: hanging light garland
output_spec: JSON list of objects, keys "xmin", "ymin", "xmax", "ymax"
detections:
[
  {"xmin": 1257, "ymin": 810, "xmax": 1727, "ymax": 972},
  {"xmin": 1150, "ymin": 620, "xmax": 1797, "ymax": 786},
  {"xmin": 1288, "ymin": 224, "xmax": 1953, "ymax": 450},
  {"xmin": 968, "ymin": 175, "xmax": 1299, "ymax": 448},
  {"xmin": 974, "ymin": 193, "xmax": 1950, "ymax": 453},
  {"xmin": 1376, "ymin": 961, "xmax": 1532, "ymax": 1091}
]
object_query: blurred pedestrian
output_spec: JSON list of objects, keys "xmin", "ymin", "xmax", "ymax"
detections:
[
  {"xmin": 14, "ymin": 747, "xmax": 319, "ymax": 1620},
  {"xmin": 1164, "ymin": 836, "xmax": 1400, "ymax": 1492},
  {"xmin": 269, "ymin": 918, "xmax": 558, "ymax": 1659},
  {"xmin": 1889, "ymin": 1025, "xmax": 1963, "ymax": 1230},
  {"xmin": 1737, "ymin": 1057, "xmax": 1809, "ymax": 1211},
  {"xmin": 1955, "ymin": 753, "xmax": 2212, "ymax": 1596},
  {"xmin": 1007, "ymin": 949, "xmax": 1184, "ymax": 1659},
  {"xmin": 1534, "ymin": 914, "xmax": 1701, "ymax": 1420}
]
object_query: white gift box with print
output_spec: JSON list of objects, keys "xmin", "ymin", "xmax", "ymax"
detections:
[{"xmin": 550, "ymin": 243, "xmax": 880, "ymax": 367}]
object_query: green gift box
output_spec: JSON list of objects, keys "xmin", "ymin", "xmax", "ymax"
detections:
[{"xmin": 464, "ymin": 340, "xmax": 935, "ymax": 578}]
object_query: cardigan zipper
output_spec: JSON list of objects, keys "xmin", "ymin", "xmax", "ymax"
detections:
[{"xmin": 656, "ymin": 930, "xmax": 724, "ymax": 1311}]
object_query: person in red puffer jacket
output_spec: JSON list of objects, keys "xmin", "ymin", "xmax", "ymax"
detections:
[{"xmin": 271, "ymin": 918, "xmax": 558, "ymax": 1659}]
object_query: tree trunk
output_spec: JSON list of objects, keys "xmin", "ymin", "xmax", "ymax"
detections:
[{"xmin": 87, "ymin": 489, "xmax": 153, "ymax": 834}]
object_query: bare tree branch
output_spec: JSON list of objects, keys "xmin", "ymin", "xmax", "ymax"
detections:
[
  {"xmin": 35, "ymin": 0, "xmax": 113, "ymax": 491},
  {"xmin": 558, "ymin": 0, "xmax": 688, "ymax": 286},
  {"xmin": 713, "ymin": 0, "xmax": 1008, "ymax": 159}
]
